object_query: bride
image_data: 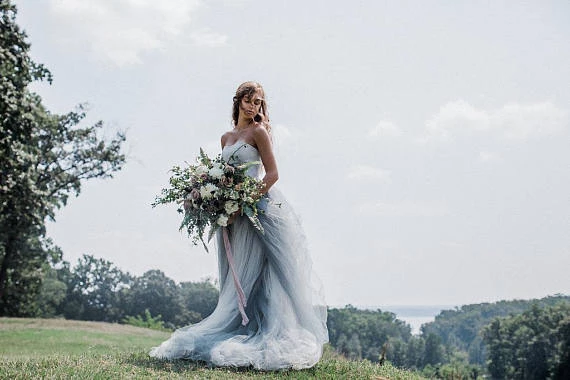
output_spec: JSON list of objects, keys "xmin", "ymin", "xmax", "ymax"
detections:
[{"xmin": 150, "ymin": 81, "xmax": 328, "ymax": 370}]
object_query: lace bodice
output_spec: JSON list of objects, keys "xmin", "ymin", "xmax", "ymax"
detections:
[{"xmin": 222, "ymin": 141, "xmax": 262, "ymax": 178}]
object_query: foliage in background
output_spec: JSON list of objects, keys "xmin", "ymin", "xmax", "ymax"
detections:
[
  {"xmin": 62, "ymin": 255, "xmax": 131, "ymax": 322},
  {"xmin": 0, "ymin": 0, "xmax": 126, "ymax": 316},
  {"xmin": 39, "ymin": 254, "xmax": 220, "ymax": 330},
  {"xmin": 482, "ymin": 303, "xmax": 570, "ymax": 379},
  {"xmin": 122, "ymin": 309, "xmax": 171, "ymax": 332},
  {"xmin": 327, "ymin": 305, "xmax": 411, "ymax": 362},
  {"xmin": 419, "ymin": 295, "xmax": 570, "ymax": 375}
]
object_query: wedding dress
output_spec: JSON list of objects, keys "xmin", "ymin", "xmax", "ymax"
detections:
[{"xmin": 150, "ymin": 141, "xmax": 328, "ymax": 370}]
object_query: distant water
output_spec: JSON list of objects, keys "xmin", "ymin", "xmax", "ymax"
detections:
[{"xmin": 357, "ymin": 305, "xmax": 457, "ymax": 335}]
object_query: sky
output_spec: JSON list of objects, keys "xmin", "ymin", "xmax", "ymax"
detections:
[{"xmin": 13, "ymin": 0, "xmax": 570, "ymax": 308}]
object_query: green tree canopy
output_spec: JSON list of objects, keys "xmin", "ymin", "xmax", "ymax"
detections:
[
  {"xmin": 0, "ymin": 0, "xmax": 126, "ymax": 315},
  {"xmin": 63, "ymin": 254, "xmax": 132, "ymax": 322},
  {"xmin": 482, "ymin": 303, "xmax": 570, "ymax": 379}
]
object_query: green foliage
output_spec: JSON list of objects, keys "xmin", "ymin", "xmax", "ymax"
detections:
[
  {"xmin": 323, "ymin": 295, "xmax": 570, "ymax": 377},
  {"xmin": 0, "ymin": 0, "xmax": 126, "ymax": 316},
  {"xmin": 419, "ymin": 294, "xmax": 570, "ymax": 377},
  {"xmin": 36, "ymin": 267, "xmax": 67, "ymax": 317},
  {"xmin": 63, "ymin": 254, "xmax": 132, "ymax": 322},
  {"xmin": 327, "ymin": 305, "xmax": 412, "ymax": 363},
  {"xmin": 124, "ymin": 269, "xmax": 188, "ymax": 328},
  {"xmin": 554, "ymin": 316, "xmax": 570, "ymax": 379},
  {"xmin": 482, "ymin": 302, "xmax": 570, "ymax": 379},
  {"xmin": 178, "ymin": 279, "xmax": 219, "ymax": 323},
  {"xmin": 422, "ymin": 295, "xmax": 570, "ymax": 357},
  {"xmin": 122, "ymin": 309, "xmax": 171, "ymax": 332},
  {"xmin": 423, "ymin": 332, "xmax": 443, "ymax": 366},
  {"xmin": 35, "ymin": 254, "xmax": 221, "ymax": 329}
]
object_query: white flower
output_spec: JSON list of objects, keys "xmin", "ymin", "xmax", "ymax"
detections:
[
  {"xmin": 224, "ymin": 201, "xmax": 239, "ymax": 215},
  {"xmin": 229, "ymin": 190, "xmax": 240, "ymax": 200},
  {"xmin": 217, "ymin": 214, "xmax": 229, "ymax": 226},
  {"xmin": 200, "ymin": 183, "xmax": 218, "ymax": 199},
  {"xmin": 209, "ymin": 165, "xmax": 224, "ymax": 179},
  {"xmin": 195, "ymin": 165, "xmax": 208, "ymax": 175}
]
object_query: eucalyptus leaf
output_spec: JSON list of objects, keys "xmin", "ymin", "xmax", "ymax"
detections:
[
  {"xmin": 243, "ymin": 205, "xmax": 254, "ymax": 217},
  {"xmin": 207, "ymin": 225, "xmax": 219, "ymax": 243}
]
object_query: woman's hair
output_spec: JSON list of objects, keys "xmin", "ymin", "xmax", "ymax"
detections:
[{"xmin": 232, "ymin": 81, "xmax": 271, "ymax": 132}]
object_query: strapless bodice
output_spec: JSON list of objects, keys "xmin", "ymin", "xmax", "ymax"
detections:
[{"xmin": 222, "ymin": 141, "xmax": 262, "ymax": 178}]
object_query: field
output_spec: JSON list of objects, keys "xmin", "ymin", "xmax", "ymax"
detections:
[{"xmin": 0, "ymin": 318, "xmax": 424, "ymax": 379}]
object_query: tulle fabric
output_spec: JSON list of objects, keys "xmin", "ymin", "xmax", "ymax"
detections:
[{"xmin": 149, "ymin": 142, "xmax": 328, "ymax": 370}]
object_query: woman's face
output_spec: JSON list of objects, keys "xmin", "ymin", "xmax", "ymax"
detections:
[{"xmin": 239, "ymin": 91, "xmax": 263, "ymax": 119}]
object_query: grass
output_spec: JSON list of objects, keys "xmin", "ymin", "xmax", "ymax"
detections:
[{"xmin": 0, "ymin": 318, "xmax": 425, "ymax": 379}]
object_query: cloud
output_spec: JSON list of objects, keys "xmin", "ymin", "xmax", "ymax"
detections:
[
  {"xmin": 368, "ymin": 120, "xmax": 402, "ymax": 138},
  {"xmin": 422, "ymin": 100, "xmax": 568, "ymax": 142},
  {"xmin": 356, "ymin": 200, "xmax": 449, "ymax": 217},
  {"xmin": 424, "ymin": 100, "xmax": 488, "ymax": 141},
  {"xmin": 190, "ymin": 29, "xmax": 228, "ymax": 47},
  {"xmin": 347, "ymin": 165, "xmax": 392, "ymax": 183},
  {"xmin": 49, "ymin": 0, "xmax": 202, "ymax": 66}
]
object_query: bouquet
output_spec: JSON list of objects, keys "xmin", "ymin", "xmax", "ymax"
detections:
[{"xmin": 152, "ymin": 148, "xmax": 265, "ymax": 251}]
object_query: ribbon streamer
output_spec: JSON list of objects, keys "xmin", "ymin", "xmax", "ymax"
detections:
[{"xmin": 222, "ymin": 226, "xmax": 249, "ymax": 326}]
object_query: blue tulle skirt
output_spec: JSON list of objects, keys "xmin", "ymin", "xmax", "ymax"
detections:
[{"xmin": 149, "ymin": 189, "xmax": 328, "ymax": 370}]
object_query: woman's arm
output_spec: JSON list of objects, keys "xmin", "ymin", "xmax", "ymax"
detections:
[{"xmin": 252, "ymin": 125, "xmax": 278, "ymax": 194}]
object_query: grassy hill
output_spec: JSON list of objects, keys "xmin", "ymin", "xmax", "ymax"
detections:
[{"xmin": 0, "ymin": 318, "xmax": 424, "ymax": 379}]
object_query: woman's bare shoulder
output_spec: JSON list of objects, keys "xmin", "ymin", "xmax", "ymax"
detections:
[
  {"xmin": 221, "ymin": 131, "xmax": 234, "ymax": 146},
  {"xmin": 252, "ymin": 123, "xmax": 270, "ymax": 140}
]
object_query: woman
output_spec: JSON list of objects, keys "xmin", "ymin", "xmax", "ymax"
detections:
[{"xmin": 150, "ymin": 82, "xmax": 328, "ymax": 370}]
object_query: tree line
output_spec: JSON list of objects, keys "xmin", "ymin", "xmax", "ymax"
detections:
[
  {"xmin": 415, "ymin": 295, "xmax": 570, "ymax": 379},
  {"xmin": 38, "ymin": 254, "xmax": 218, "ymax": 329},
  {"xmin": 327, "ymin": 296, "xmax": 570, "ymax": 379}
]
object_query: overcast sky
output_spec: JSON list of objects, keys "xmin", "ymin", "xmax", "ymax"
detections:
[{"xmin": 14, "ymin": 0, "xmax": 570, "ymax": 307}]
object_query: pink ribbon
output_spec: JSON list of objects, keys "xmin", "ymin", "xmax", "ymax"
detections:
[{"xmin": 222, "ymin": 226, "xmax": 249, "ymax": 326}]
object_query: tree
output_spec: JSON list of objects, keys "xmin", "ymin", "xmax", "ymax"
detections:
[
  {"xmin": 36, "ymin": 240, "xmax": 67, "ymax": 317},
  {"xmin": 179, "ymin": 280, "xmax": 218, "ymax": 322},
  {"xmin": 347, "ymin": 333, "xmax": 362, "ymax": 360},
  {"xmin": 554, "ymin": 317, "xmax": 570, "ymax": 380},
  {"xmin": 482, "ymin": 318, "xmax": 512, "ymax": 379},
  {"xmin": 423, "ymin": 333, "xmax": 444, "ymax": 367},
  {"xmin": 482, "ymin": 303, "xmax": 570, "ymax": 379},
  {"xmin": 404, "ymin": 336, "xmax": 425, "ymax": 369},
  {"xmin": 0, "ymin": 1, "xmax": 125, "ymax": 315},
  {"xmin": 420, "ymin": 295, "xmax": 570, "ymax": 372},
  {"xmin": 327, "ymin": 305, "xmax": 412, "ymax": 363},
  {"xmin": 124, "ymin": 270, "xmax": 187, "ymax": 328},
  {"xmin": 63, "ymin": 254, "xmax": 132, "ymax": 322}
]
